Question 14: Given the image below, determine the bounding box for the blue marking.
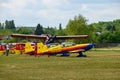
[84,43,95,51]
[50,51,70,56]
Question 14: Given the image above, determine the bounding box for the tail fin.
[37,42,48,54]
[25,42,34,54]
[0,45,5,55]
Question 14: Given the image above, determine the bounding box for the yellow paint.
[25,42,34,53]
[0,51,5,55]
[15,50,23,55]
[37,42,48,54]
[37,43,62,54]
[9,50,15,54]
[76,43,89,46]
[47,45,62,53]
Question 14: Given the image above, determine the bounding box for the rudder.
[25,42,34,54]
[37,42,48,54]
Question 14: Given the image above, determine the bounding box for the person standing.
[5,43,9,56]
[34,43,37,57]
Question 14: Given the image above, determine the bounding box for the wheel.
[77,52,87,57]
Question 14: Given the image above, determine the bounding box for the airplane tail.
[25,42,34,54]
[0,45,5,55]
[37,42,48,54]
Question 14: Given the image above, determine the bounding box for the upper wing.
[10,34,88,40]
[10,34,46,39]
[55,35,88,39]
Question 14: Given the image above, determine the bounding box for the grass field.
[0,50,120,80]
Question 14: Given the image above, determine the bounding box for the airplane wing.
[55,35,88,39]
[69,49,85,53]
[10,34,46,39]
[10,34,88,39]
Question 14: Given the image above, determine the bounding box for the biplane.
[10,34,94,57]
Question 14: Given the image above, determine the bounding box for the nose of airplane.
[84,43,95,51]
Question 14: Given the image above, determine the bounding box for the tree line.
[0,14,120,43]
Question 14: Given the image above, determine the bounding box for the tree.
[0,23,4,29]
[54,23,66,36]
[11,20,16,29]
[17,27,33,34]
[5,20,9,29]
[44,26,56,34]
[98,32,111,43]
[34,24,44,35]
[113,30,120,43]
[5,20,16,29]
[107,30,120,43]
[113,19,120,30]
[59,23,62,30]
[89,19,120,43]
[55,29,66,36]
[66,14,88,35]
[106,25,116,33]
[65,14,93,43]
[98,30,120,43]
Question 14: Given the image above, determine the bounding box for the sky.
[0,0,120,28]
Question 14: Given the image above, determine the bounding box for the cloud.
[82,3,120,23]
[81,4,88,10]
[41,0,69,8]
[0,0,120,27]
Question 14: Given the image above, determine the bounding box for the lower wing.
[69,49,85,53]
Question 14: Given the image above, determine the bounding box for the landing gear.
[77,52,87,57]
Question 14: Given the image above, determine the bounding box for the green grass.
[0,50,120,80]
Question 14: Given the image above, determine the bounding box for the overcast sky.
[0,0,120,28]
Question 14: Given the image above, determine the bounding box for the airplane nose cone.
[85,43,95,51]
